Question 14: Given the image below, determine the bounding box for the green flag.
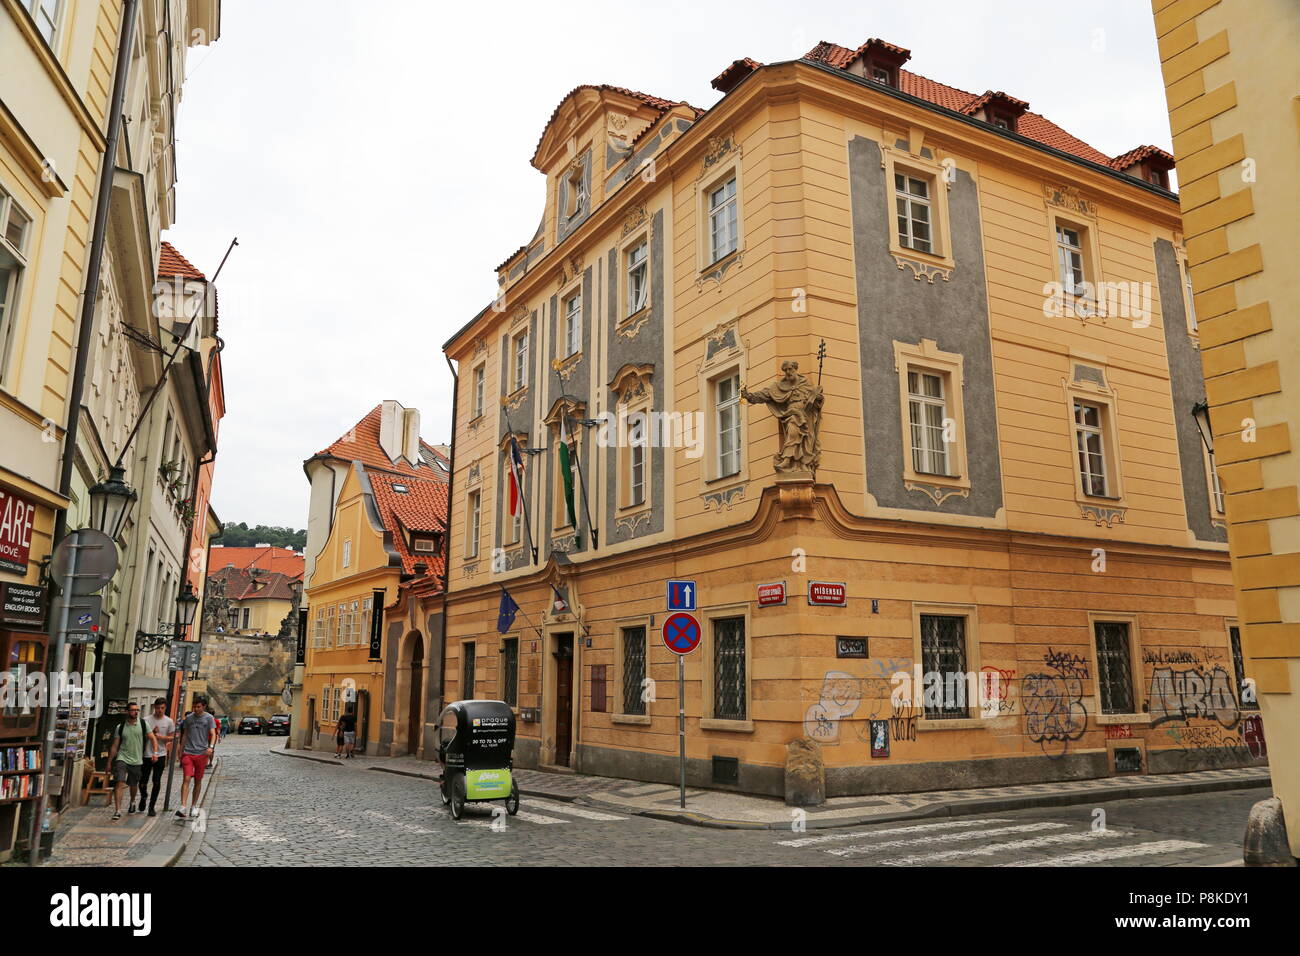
[558,418,578,531]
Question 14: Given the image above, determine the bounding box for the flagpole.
[500,402,538,564]
[552,365,598,550]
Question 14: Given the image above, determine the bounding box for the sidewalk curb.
[269,747,1268,831]
[591,773,1272,830]
[153,752,222,867]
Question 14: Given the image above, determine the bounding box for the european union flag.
[497,588,519,633]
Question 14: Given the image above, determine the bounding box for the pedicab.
[436,699,520,820]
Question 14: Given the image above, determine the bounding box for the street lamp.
[1191,400,1214,454]
[175,580,200,633]
[135,581,201,652]
[87,465,137,540]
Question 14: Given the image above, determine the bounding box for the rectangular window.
[325,605,336,647]
[503,452,522,544]
[342,539,351,569]
[472,365,485,418]
[512,331,529,391]
[466,492,484,557]
[713,617,746,721]
[22,0,60,44]
[1056,224,1086,296]
[229,608,240,632]
[563,293,581,357]
[462,642,476,699]
[564,168,586,218]
[241,607,251,630]
[919,614,967,719]
[1074,401,1109,497]
[626,240,648,315]
[621,626,647,716]
[361,597,373,648]
[708,176,738,263]
[895,173,933,254]
[1209,453,1225,515]
[907,370,949,476]
[715,372,741,479]
[591,664,607,714]
[0,187,32,382]
[1094,622,1135,715]
[1229,626,1258,711]
[312,608,327,648]
[1182,261,1198,333]
[628,412,647,507]
[501,638,519,707]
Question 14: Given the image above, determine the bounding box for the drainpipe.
[52,0,139,545]
[439,354,459,717]
[33,0,139,867]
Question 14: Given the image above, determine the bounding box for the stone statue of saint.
[742,360,824,474]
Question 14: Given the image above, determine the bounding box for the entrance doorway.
[552,633,574,767]
[307,697,316,749]
[408,639,424,756]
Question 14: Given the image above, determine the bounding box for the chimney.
[402,407,422,465]
[378,400,403,462]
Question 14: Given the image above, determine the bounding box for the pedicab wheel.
[438,776,450,805]
[449,775,466,821]
[505,781,520,816]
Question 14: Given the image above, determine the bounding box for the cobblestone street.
[178,736,1256,867]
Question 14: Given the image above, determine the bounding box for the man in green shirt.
[108,702,145,821]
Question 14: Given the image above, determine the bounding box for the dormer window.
[412,536,438,553]
[872,66,892,85]
[992,116,1010,130]
[392,483,408,494]
[564,165,586,219]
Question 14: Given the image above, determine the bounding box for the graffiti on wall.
[979,666,1017,716]
[1148,665,1239,729]
[803,671,863,744]
[1041,647,1089,679]
[1022,673,1087,758]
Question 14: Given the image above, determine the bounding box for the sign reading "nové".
[807,581,847,606]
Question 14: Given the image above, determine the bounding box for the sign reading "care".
[0,488,38,576]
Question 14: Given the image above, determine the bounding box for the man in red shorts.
[176,695,217,820]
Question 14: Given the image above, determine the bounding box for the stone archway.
[393,630,427,757]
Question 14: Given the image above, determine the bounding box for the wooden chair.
[82,758,112,807]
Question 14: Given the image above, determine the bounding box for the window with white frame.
[907,370,949,476]
[1209,453,1225,515]
[1074,401,1109,497]
[626,240,648,315]
[241,607,251,630]
[1182,259,1198,334]
[708,176,738,263]
[627,412,647,507]
[472,364,485,418]
[361,597,373,647]
[512,331,529,391]
[342,538,351,569]
[895,173,933,254]
[466,490,481,557]
[714,372,741,479]
[564,166,586,219]
[0,186,32,382]
[325,605,336,647]
[337,602,355,646]
[312,607,328,648]
[563,293,581,357]
[22,0,60,44]
[1056,224,1086,296]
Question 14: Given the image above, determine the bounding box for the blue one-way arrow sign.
[666,579,696,611]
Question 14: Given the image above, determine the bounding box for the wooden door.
[307,698,316,749]
[408,641,424,756]
[553,634,574,766]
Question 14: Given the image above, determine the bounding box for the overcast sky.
[163,0,1173,530]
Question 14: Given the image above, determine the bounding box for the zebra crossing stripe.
[1009,839,1208,867]
[827,822,1068,857]
[511,810,568,825]
[880,828,1122,865]
[777,818,1012,848]
[526,798,626,821]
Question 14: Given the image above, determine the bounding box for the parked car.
[266,714,291,736]
[239,716,266,734]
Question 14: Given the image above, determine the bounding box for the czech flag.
[507,435,525,517]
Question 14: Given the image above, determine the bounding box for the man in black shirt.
[336,705,357,759]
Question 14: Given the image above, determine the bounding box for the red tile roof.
[209,545,304,580]
[207,565,301,603]
[315,405,446,480]
[1111,144,1176,171]
[801,41,1155,171]
[158,241,206,280]
[368,471,448,579]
